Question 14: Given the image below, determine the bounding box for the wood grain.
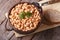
[0,0,8,9]
[10,35,18,40]
[0,0,22,40]
[52,27,60,40]
[0,0,60,40]
[0,0,21,25]
[22,35,34,40]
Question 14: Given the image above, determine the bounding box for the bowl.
[8,2,42,34]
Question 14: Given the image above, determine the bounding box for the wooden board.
[0,0,60,40]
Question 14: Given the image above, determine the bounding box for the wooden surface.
[0,0,60,40]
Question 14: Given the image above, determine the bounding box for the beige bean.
[30,23,33,27]
[17,25,20,28]
[31,5,34,7]
[23,3,27,6]
[25,9,29,12]
[25,22,30,27]
[16,4,22,8]
[30,8,34,13]
[20,26,23,29]
[26,27,30,30]
[18,28,21,30]
[14,24,18,28]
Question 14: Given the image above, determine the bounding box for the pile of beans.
[9,3,41,31]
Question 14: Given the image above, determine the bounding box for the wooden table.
[0,0,60,40]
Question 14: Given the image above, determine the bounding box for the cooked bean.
[9,3,41,31]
